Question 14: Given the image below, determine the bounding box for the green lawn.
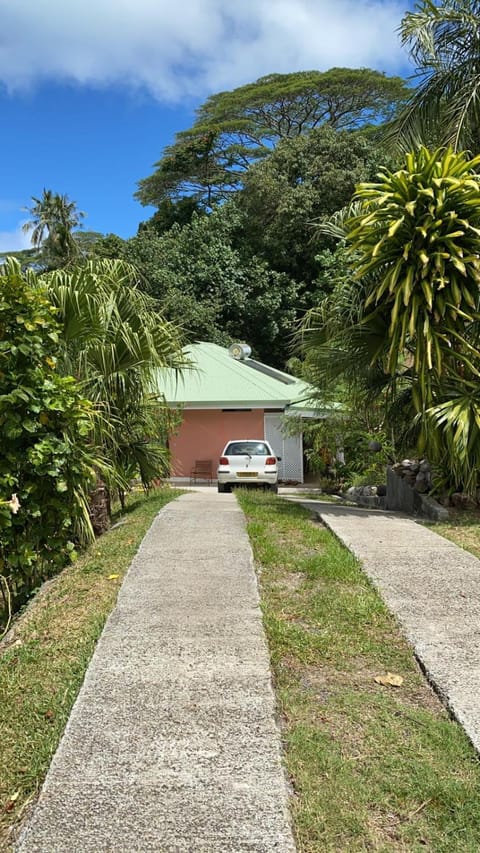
[236,488,480,853]
[433,507,480,561]
[0,487,182,850]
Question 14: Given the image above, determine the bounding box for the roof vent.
[228,342,252,360]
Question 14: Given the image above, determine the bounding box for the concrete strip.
[17,492,296,853]
[295,500,480,754]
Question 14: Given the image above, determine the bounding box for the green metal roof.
[155,342,319,410]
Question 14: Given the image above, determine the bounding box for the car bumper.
[217,470,278,486]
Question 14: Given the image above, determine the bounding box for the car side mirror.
[277,456,282,461]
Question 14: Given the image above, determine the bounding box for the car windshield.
[225,441,270,456]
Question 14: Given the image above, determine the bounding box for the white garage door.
[264,414,303,483]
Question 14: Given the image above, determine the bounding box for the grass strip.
[0,486,182,849]
[433,508,480,561]
[237,489,480,853]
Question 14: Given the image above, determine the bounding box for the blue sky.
[0,0,413,251]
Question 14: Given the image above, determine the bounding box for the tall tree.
[235,125,392,288]
[96,210,299,367]
[395,0,480,151]
[23,190,86,268]
[136,69,409,209]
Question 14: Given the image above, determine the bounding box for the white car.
[217,439,279,493]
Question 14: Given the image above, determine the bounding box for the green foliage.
[395,0,480,152]
[141,197,204,235]
[116,210,299,367]
[136,69,409,209]
[348,146,480,401]
[22,189,86,270]
[128,128,392,366]
[285,400,392,488]
[236,126,387,288]
[40,259,186,491]
[90,232,127,260]
[0,247,44,271]
[304,146,480,495]
[0,259,96,606]
[420,379,480,495]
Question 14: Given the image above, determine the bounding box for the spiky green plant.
[302,146,480,494]
[347,146,480,406]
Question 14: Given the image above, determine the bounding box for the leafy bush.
[0,259,96,610]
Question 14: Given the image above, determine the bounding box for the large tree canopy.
[136,68,409,209]
[94,209,298,367]
[234,125,391,288]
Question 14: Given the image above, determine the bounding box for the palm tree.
[395,0,480,152]
[36,258,187,512]
[23,190,85,267]
[22,189,57,248]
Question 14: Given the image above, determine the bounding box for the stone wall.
[386,465,448,521]
[344,485,386,509]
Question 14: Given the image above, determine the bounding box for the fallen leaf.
[44,709,55,721]
[107,573,119,580]
[4,791,20,812]
[374,672,404,687]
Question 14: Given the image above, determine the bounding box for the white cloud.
[0,224,31,253]
[0,0,410,101]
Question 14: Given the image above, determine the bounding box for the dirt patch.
[275,572,305,592]
[281,654,444,717]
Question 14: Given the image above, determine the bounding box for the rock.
[414,473,429,493]
[451,492,477,509]
[377,484,387,497]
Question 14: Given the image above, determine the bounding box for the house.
[158,342,325,483]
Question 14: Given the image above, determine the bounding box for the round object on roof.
[229,343,252,360]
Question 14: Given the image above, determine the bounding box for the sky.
[0,0,414,251]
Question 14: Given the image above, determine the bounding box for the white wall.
[264,414,303,483]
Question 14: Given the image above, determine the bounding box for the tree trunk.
[88,476,111,536]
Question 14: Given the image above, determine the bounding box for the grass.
[433,507,480,560]
[0,486,182,850]
[236,488,480,853]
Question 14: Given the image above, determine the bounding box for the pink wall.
[169,409,265,477]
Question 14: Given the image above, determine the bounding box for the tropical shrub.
[39,259,186,503]
[303,146,480,495]
[0,259,96,610]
